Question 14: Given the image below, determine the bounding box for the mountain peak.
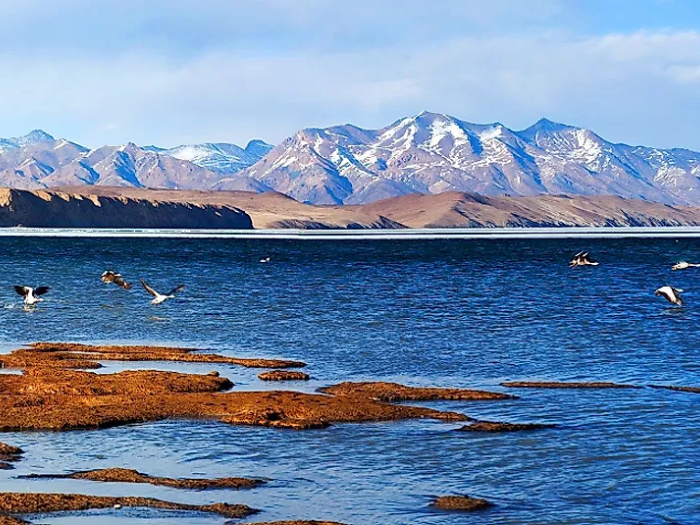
[1,129,55,148]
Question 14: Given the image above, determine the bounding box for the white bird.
[140,279,185,305]
[259,257,271,263]
[655,286,684,306]
[672,262,700,271]
[14,285,50,306]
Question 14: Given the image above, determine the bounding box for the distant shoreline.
[2,227,700,239]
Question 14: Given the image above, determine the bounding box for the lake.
[0,236,698,524]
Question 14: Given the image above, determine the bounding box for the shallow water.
[1,237,699,524]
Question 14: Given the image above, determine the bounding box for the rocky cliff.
[0,188,253,229]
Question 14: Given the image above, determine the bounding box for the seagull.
[672,262,700,271]
[140,279,185,305]
[259,257,271,263]
[101,270,132,290]
[569,252,599,267]
[14,286,50,306]
[655,286,684,306]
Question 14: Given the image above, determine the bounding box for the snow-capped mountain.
[2,117,700,206]
[237,112,700,204]
[0,132,272,191]
[157,140,273,173]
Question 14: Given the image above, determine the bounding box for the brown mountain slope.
[4,187,700,229]
[0,188,252,229]
[359,192,700,228]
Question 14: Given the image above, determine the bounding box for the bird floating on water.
[259,257,271,263]
[140,279,185,305]
[672,262,700,271]
[14,285,50,306]
[569,251,599,268]
[655,286,684,306]
[101,270,132,290]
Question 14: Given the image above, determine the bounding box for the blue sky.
[1,0,699,150]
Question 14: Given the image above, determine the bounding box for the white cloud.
[0,5,699,151]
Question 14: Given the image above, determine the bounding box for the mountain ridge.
[2,113,700,205]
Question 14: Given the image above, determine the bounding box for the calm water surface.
[0,237,699,524]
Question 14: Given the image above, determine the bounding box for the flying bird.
[655,286,684,306]
[672,262,700,271]
[569,252,599,268]
[14,285,50,306]
[101,270,132,290]
[140,279,185,305]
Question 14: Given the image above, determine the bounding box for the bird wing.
[13,286,30,297]
[140,279,159,297]
[114,275,132,290]
[34,286,50,296]
[166,284,185,296]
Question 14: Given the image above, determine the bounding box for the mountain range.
[1,112,700,205]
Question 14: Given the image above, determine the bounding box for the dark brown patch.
[650,385,700,394]
[258,371,310,381]
[318,382,516,402]
[432,495,492,512]
[20,468,264,490]
[501,381,639,389]
[457,421,556,432]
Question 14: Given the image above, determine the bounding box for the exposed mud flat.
[318,381,516,401]
[457,421,557,432]
[0,368,468,431]
[21,468,265,490]
[501,381,640,389]
[258,371,311,381]
[431,495,492,512]
[0,342,306,370]
[0,493,256,523]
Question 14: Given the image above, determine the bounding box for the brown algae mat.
[501,381,640,389]
[259,371,310,381]
[457,421,556,432]
[0,369,469,431]
[0,443,23,470]
[0,493,256,521]
[318,381,516,401]
[0,342,306,370]
[21,468,264,490]
[431,495,492,511]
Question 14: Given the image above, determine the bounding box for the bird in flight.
[672,262,700,271]
[101,270,132,290]
[655,286,684,306]
[569,251,599,268]
[140,279,185,305]
[14,285,50,306]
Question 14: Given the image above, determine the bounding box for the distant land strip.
[4,186,700,232]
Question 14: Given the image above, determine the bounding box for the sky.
[1,0,700,150]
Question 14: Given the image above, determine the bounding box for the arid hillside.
[3,186,700,229]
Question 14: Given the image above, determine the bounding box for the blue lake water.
[0,236,699,524]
